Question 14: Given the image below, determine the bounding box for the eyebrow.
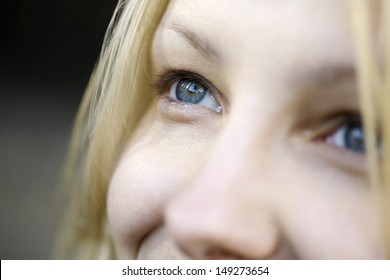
[168,24,219,61]
[308,66,355,87]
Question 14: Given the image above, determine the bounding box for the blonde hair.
[55,0,390,259]
[350,0,390,258]
[55,0,169,259]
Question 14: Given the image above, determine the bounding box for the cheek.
[107,126,209,258]
[107,147,182,258]
[278,159,384,259]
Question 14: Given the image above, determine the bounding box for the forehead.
[163,0,351,32]
[155,0,355,86]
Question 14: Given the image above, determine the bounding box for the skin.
[107,0,385,259]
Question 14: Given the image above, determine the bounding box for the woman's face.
[107,0,385,259]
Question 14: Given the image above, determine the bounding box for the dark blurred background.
[0,0,117,259]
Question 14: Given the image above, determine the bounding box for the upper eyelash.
[152,69,213,94]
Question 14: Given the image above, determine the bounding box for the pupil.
[188,83,197,94]
[345,125,365,153]
[176,79,207,104]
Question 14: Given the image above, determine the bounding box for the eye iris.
[176,79,207,104]
[345,124,365,152]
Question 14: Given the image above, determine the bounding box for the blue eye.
[169,79,222,113]
[327,121,365,153]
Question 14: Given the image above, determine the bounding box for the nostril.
[204,247,243,260]
[174,238,245,260]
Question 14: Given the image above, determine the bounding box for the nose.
[165,124,288,259]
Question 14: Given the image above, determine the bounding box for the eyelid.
[300,113,360,142]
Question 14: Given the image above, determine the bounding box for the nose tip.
[165,192,282,260]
